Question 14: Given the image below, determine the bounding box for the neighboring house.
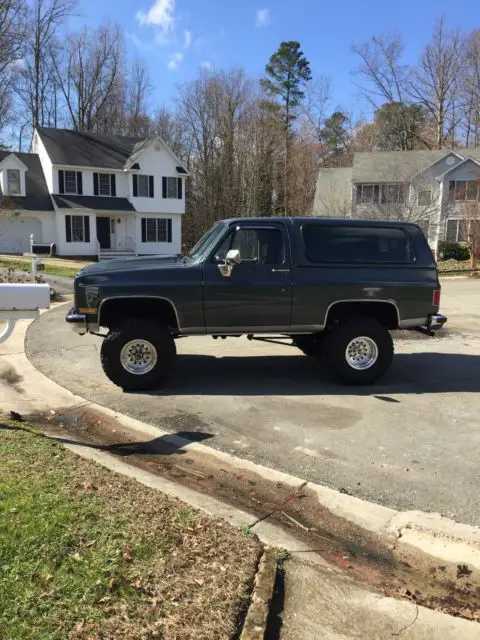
[313,149,480,252]
[0,127,188,258]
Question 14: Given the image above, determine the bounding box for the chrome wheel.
[345,336,378,370]
[120,339,158,375]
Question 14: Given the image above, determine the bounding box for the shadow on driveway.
[136,352,480,397]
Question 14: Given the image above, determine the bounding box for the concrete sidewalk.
[1,315,479,639]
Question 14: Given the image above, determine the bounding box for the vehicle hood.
[79,254,189,276]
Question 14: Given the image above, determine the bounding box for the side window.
[213,228,286,265]
[302,224,413,264]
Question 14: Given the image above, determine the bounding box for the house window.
[133,174,154,198]
[64,171,78,194]
[141,218,172,243]
[6,169,20,194]
[162,176,183,199]
[380,184,405,204]
[65,215,90,243]
[93,172,116,197]
[357,184,380,204]
[446,219,468,243]
[449,180,479,201]
[417,189,432,206]
[58,170,82,195]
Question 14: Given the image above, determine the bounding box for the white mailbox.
[0,283,50,344]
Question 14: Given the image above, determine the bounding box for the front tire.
[100,319,176,391]
[324,318,393,385]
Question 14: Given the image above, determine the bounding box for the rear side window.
[302,224,413,264]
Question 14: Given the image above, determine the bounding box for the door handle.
[271,268,290,273]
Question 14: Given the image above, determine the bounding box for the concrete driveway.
[26,279,480,525]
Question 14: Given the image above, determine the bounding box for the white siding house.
[0,127,188,258]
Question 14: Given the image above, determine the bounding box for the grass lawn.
[437,260,480,273]
[0,416,260,639]
[0,256,90,278]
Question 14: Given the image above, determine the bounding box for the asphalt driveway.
[25,279,480,525]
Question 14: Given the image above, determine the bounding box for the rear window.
[301,224,414,264]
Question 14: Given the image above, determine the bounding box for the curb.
[7,308,480,570]
[240,548,277,640]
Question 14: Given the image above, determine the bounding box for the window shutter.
[77,172,83,195]
[141,218,146,243]
[84,216,90,243]
[167,219,172,243]
[65,215,71,242]
[111,174,116,197]
[177,178,182,199]
[93,173,99,196]
[58,170,65,194]
[162,177,167,198]
[149,175,154,198]
[133,174,138,197]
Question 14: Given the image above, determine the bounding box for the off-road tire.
[100,318,176,391]
[324,317,394,385]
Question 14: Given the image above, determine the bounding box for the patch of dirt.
[30,404,480,624]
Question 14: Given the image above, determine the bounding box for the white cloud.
[183,29,192,50]
[137,0,175,35]
[255,8,270,28]
[167,51,184,70]
[201,61,212,69]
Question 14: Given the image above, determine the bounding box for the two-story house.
[0,127,188,258]
[313,149,480,253]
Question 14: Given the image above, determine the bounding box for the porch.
[95,213,136,260]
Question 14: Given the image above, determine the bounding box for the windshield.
[186,222,226,261]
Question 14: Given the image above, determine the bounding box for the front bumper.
[66,307,87,335]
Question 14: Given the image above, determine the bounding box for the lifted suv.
[67,217,446,390]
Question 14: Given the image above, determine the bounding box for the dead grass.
[0,415,261,639]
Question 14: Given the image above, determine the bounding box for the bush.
[437,241,470,262]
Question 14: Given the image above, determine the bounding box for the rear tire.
[324,317,393,385]
[100,318,176,391]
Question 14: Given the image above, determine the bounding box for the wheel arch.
[98,296,180,331]
[325,299,400,330]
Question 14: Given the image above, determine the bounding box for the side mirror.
[226,249,241,265]
[218,249,241,277]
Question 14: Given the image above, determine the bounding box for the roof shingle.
[0,151,53,211]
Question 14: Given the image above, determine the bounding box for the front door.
[203,223,292,331]
[96,217,111,250]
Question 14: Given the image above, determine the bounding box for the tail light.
[433,289,441,307]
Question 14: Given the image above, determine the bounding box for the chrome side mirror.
[218,249,241,277]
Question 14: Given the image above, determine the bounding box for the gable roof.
[0,151,53,211]
[36,127,189,173]
[439,155,480,178]
[36,127,141,169]
[352,149,480,183]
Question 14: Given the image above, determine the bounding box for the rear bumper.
[66,307,87,335]
[427,313,447,332]
[415,313,447,336]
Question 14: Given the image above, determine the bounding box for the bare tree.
[16,0,75,136]
[352,33,408,106]
[124,58,152,137]
[53,23,124,132]
[408,18,463,148]
[0,0,26,132]
[462,31,480,148]
[301,75,331,145]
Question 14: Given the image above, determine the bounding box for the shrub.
[437,241,470,261]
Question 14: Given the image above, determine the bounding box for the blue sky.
[71,0,477,118]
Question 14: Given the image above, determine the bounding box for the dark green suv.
[67,217,446,390]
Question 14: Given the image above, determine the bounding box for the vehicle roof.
[223,217,420,228]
